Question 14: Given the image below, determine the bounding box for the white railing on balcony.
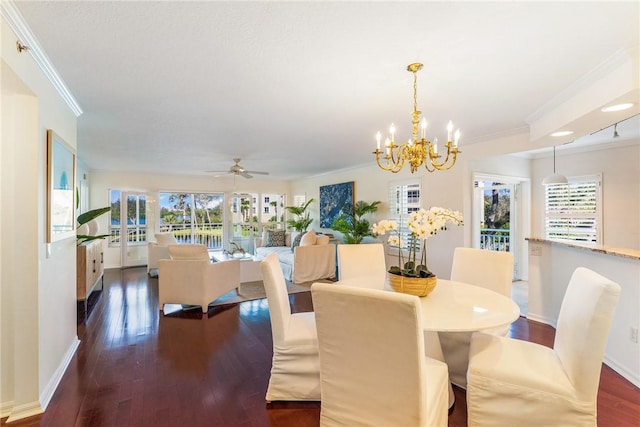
[480,228,510,251]
[110,223,224,249]
[109,225,147,245]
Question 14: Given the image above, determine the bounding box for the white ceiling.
[12,1,640,180]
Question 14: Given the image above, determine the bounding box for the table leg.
[424,330,455,411]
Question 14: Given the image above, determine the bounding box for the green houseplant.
[330,200,381,244]
[285,198,315,232]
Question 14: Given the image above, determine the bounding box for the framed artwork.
[47,129,76,242]
[319,181,354,228]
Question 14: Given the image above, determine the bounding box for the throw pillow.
[266,229,286,247]
[291,231,305,252]
[291,231,305,248]
[300,230,317,246]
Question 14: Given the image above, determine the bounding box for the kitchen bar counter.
[525,237,640,261]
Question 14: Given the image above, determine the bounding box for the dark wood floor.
[3,267,639,426]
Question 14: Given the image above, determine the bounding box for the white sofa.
[254,230,336,284]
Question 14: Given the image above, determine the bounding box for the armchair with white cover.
[147,232,178,275]
[158,244,240,314]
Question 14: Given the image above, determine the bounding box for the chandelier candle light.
[374,63,461,173]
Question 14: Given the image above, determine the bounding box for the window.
[388,180,421,251]
[158,192,224,248]
[544,174,601,244]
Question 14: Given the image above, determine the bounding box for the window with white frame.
[388,180,421,251]
[544,174,602,244]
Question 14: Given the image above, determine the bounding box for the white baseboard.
[3,337,80,422]
[40,337,80,410]
[0,400,14,419]
[524,312,556,327]
[603,354,640,388]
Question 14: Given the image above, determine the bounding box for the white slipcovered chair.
[438,247,514,388]
[337,243,387,289]
[467,267,621,426]
[311,282,449,427]
[147,232,178,275]
[158,244,240,314]
[260,253,320,401]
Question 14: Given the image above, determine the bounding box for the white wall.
[531,142,640,250]
[1,17,79,422]
[88,171,292,268]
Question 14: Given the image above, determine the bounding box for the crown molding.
[1,0,83,117]
[525,46,637,125]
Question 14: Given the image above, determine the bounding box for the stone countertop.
[525,237,640,261]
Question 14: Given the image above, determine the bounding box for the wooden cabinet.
[77,240,104,306]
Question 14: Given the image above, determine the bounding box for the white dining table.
[335,277,521,409]
[416,278,520,332]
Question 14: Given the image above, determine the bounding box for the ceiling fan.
[207,158,269,179]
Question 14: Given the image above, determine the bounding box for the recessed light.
[601,103,633,112]
[551,130,574,137]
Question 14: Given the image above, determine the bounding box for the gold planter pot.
[386,272,437,297]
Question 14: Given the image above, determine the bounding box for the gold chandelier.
[373,63,461,173]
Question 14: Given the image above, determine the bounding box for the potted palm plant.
[285,198,314,232]
[330,200,381,244]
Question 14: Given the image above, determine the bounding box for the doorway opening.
[472,173,530,314]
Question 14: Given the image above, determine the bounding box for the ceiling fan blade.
[244,170,269,175]
[240,172,253,179]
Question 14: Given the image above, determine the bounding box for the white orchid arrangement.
[372,207,463,278]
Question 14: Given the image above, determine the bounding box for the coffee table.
[210,251,262,285]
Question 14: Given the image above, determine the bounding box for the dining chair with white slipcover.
[337,243,387,289]
[438,247,514,388]
[311,282,449,427]
[466,267,620,426]
[260,253,321,402]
